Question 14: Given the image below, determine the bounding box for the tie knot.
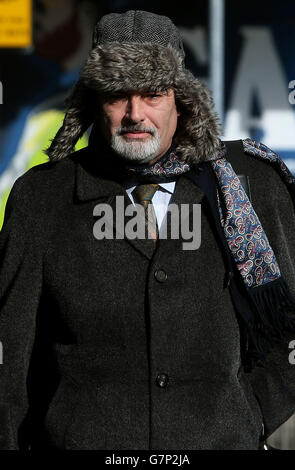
[132,184,160,206]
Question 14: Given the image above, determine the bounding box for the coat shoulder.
[222,139,295,224]
[223,138,294,187]
[10,148,88,199]
[5,148,89,219]
[16,147,88,186]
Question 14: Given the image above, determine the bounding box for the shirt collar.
[125,181,176,197]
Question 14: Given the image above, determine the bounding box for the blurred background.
[0,0,295,449]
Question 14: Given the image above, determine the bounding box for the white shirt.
[125,182,176,231]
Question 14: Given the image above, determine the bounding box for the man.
[1,10,295,450]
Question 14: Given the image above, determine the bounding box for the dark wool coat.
[0,140,295,450]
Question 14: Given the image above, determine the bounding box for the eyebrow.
[99,89,170,103]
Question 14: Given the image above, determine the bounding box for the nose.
[125,95,145,122]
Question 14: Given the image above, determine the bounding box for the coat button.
[156,373,169,388]
[154,269,167,282]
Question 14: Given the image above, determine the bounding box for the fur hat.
[46,10,222,163]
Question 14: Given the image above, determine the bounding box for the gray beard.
[110,127,161,164]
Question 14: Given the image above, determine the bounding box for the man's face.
[98,88,180,165]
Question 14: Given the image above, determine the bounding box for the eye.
[145,93,164,101]
[103,93,128,104]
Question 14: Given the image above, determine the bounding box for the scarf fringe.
[246,278,295,360]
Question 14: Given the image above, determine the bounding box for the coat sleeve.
[0,176,43,449]
[245,162,295,441]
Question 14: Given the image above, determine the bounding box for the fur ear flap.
[173,69,222,164]
[45,82,94,161]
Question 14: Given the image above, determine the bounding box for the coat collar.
[74,147,126,202]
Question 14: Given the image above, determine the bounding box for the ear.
[177,110,181,117]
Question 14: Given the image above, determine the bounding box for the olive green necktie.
[132,183,159,242]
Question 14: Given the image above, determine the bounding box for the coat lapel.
[156,171,205,255]
[75,152,158,260]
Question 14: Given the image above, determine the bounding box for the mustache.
[116,125,156,136]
